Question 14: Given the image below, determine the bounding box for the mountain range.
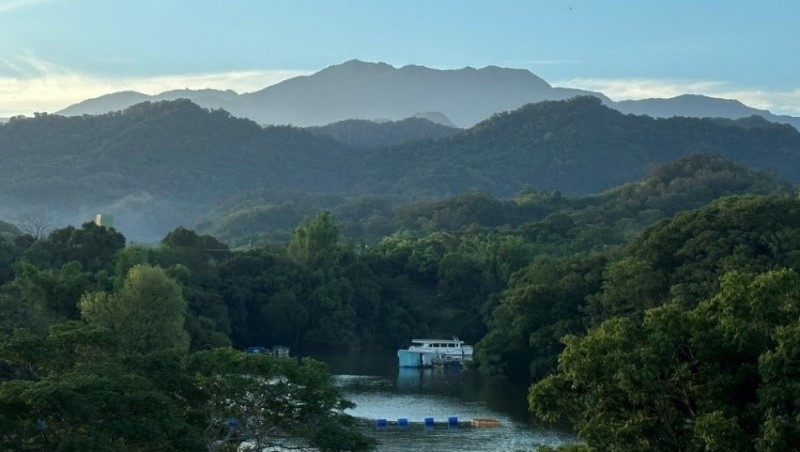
[56,59,800,130]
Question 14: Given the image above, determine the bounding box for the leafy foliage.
[0,290,371,451]
[80,264,190,353]
[529,270,800,451]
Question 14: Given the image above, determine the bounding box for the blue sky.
[1,0,798,117]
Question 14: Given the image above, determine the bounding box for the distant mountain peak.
[325,59,395,73]
[412,111,457,127]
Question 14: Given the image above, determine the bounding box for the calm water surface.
[311,349,574,452]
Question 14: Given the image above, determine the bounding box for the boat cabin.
[408,338,468,351]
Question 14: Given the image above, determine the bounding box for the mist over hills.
[198,154,794,246]
[56,60,800,130]
[4,97,800,241]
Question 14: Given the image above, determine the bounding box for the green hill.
[0,100,355,240]
[353,96,800,197]
[2,97,799,241]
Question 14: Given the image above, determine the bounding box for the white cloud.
[717,88,800,117]
[0,55,310,117]
[555,77,728,100]
[555,77,800,116]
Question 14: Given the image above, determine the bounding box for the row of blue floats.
[376,416,461,428]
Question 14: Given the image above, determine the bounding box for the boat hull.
[397,350,471,368]
[398,350,429,367]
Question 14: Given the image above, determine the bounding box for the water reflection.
[396,366,465,395]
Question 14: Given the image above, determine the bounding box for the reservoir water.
[313,350,574,452]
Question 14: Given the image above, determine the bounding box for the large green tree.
[288,212,340,265]
[80,264,190,353]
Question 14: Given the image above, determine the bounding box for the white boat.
[397,337,473,368]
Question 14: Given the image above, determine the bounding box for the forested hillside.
[2,97,799,241]
[199,155,793,247]
[353,97,800,197]
[0,100,356,239]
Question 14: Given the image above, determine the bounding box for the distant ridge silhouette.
[56,60,799,130]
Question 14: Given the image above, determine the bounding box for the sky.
[1,0,799,117]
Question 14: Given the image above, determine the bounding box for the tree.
[14,212,51,240]
[288,212,340,265]
[13,260,93,320]
[80,264,189,353]
[158,227,232,350]
[190,348,374,452]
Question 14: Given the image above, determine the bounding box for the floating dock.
[371,416,501,429]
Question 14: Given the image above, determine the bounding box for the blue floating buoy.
[424,416,435,427]
[398,417,409,428]
[448,416,458,427]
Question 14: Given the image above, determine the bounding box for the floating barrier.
[369,416,500,428]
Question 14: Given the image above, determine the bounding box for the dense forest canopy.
[0,145,800,450]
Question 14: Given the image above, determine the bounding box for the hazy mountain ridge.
[305,117,460,147]
[57,88,240,117]
[411,111,456,127]
[56,60,800,130]
[615,94,800,130]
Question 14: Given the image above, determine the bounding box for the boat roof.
[411,338,466,344]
